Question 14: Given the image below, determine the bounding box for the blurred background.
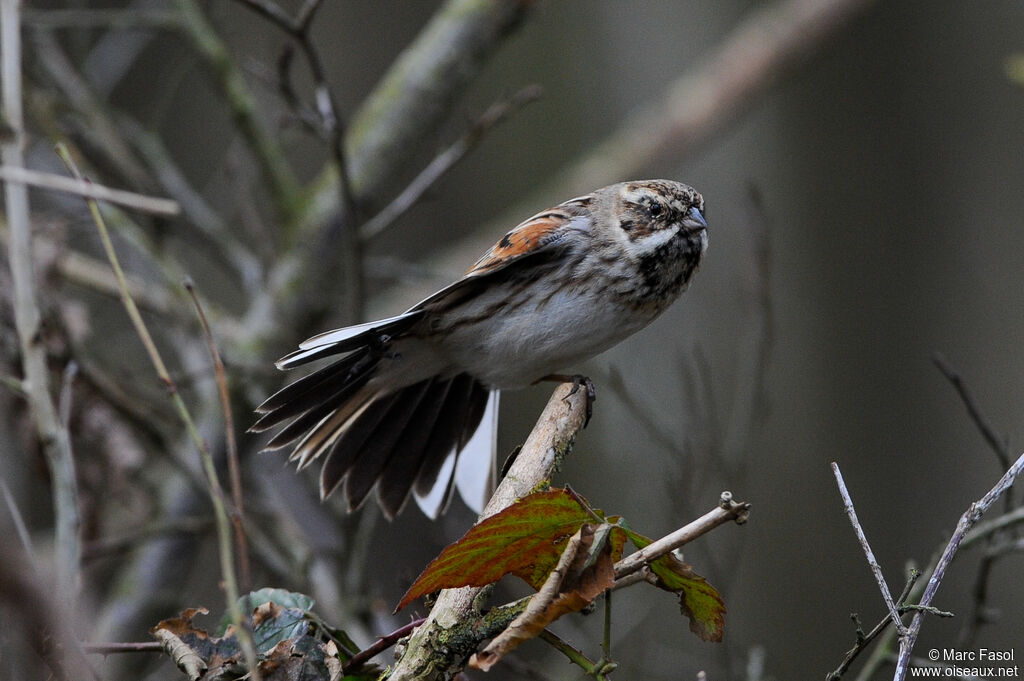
[2,1,1024,679]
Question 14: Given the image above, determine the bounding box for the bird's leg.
[536,374,596,426]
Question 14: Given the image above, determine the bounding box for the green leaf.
[247,587,316,612]
[219,588,315,635]
[250,601,311,651]
[397,488,625,611]
[622,528,726,642]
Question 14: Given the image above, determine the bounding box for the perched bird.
[252,179,708,518]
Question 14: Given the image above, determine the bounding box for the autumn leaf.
[396,488,625,611]
[471,522,617,671]
[622,528,726,642]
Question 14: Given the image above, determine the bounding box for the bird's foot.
[537,374,596,427]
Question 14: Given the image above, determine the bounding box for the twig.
[57,360,77,428]
[538,629,611,680]
[233,0,362,320]
[1,477,35,556]
[81,641,164,654]
[173,0,298,219]
[893,450,1024,680]
[343,0,532,201]
[831,463,905,635]
[81,516,212,561]
[388,382,589,681]
[55,144,261,681]
[932,337,1016,671]
[1,0,81,601]
[932,353,1010,470]
[21,7,179,29]
[342,617,425,673]
[359,85,543,241]
[184,278,251,591]
[963,504,1024,546]
[851,500,1024,681]
[0,165,180,215]
[826,571,920,680]
[613,491,750,582]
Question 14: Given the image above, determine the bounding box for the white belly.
[437,285,656,389]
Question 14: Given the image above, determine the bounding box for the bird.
[251,179,708,519]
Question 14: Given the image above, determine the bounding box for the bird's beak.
[683,206,707,233]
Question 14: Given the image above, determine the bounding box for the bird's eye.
[647,202,664,218]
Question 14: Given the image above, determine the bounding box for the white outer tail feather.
[413,389,499,518]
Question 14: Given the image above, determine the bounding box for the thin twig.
[893,450,1024,680]
[0,165,180,215]
[613,491,750,582]
[57,360,77,428]
[831,462,905,635]
[342,617,425,673]
[359,85,543,241]
[184,278,251,591]
[538,629,609,680]
[233,0,361,321]
[81,641,164,654]
[1,477,35,556]
[55,144,261,681]
[174,0,298,219]
[826,571,920,680]
[932,353,1010,470]
[852,500,1024,681]
[21,7,179,29]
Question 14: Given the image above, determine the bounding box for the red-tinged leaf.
[472,523,617,671]
[622,529,726,642]
[397,488,624,612]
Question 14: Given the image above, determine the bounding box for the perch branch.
[387,381,589,681]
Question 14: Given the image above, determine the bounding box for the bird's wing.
[406,208,586,315]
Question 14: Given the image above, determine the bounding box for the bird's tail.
[252,319,497,518]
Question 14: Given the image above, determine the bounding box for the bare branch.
[932,353,1011,470]
[0,164,180,215]
[831,462,905,635]
[893,450,1024,680]
[613,491,750,582]
[344,0,532,201]
[174,0,299,219]
[185,278,251,591]
[359,85,543,241]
